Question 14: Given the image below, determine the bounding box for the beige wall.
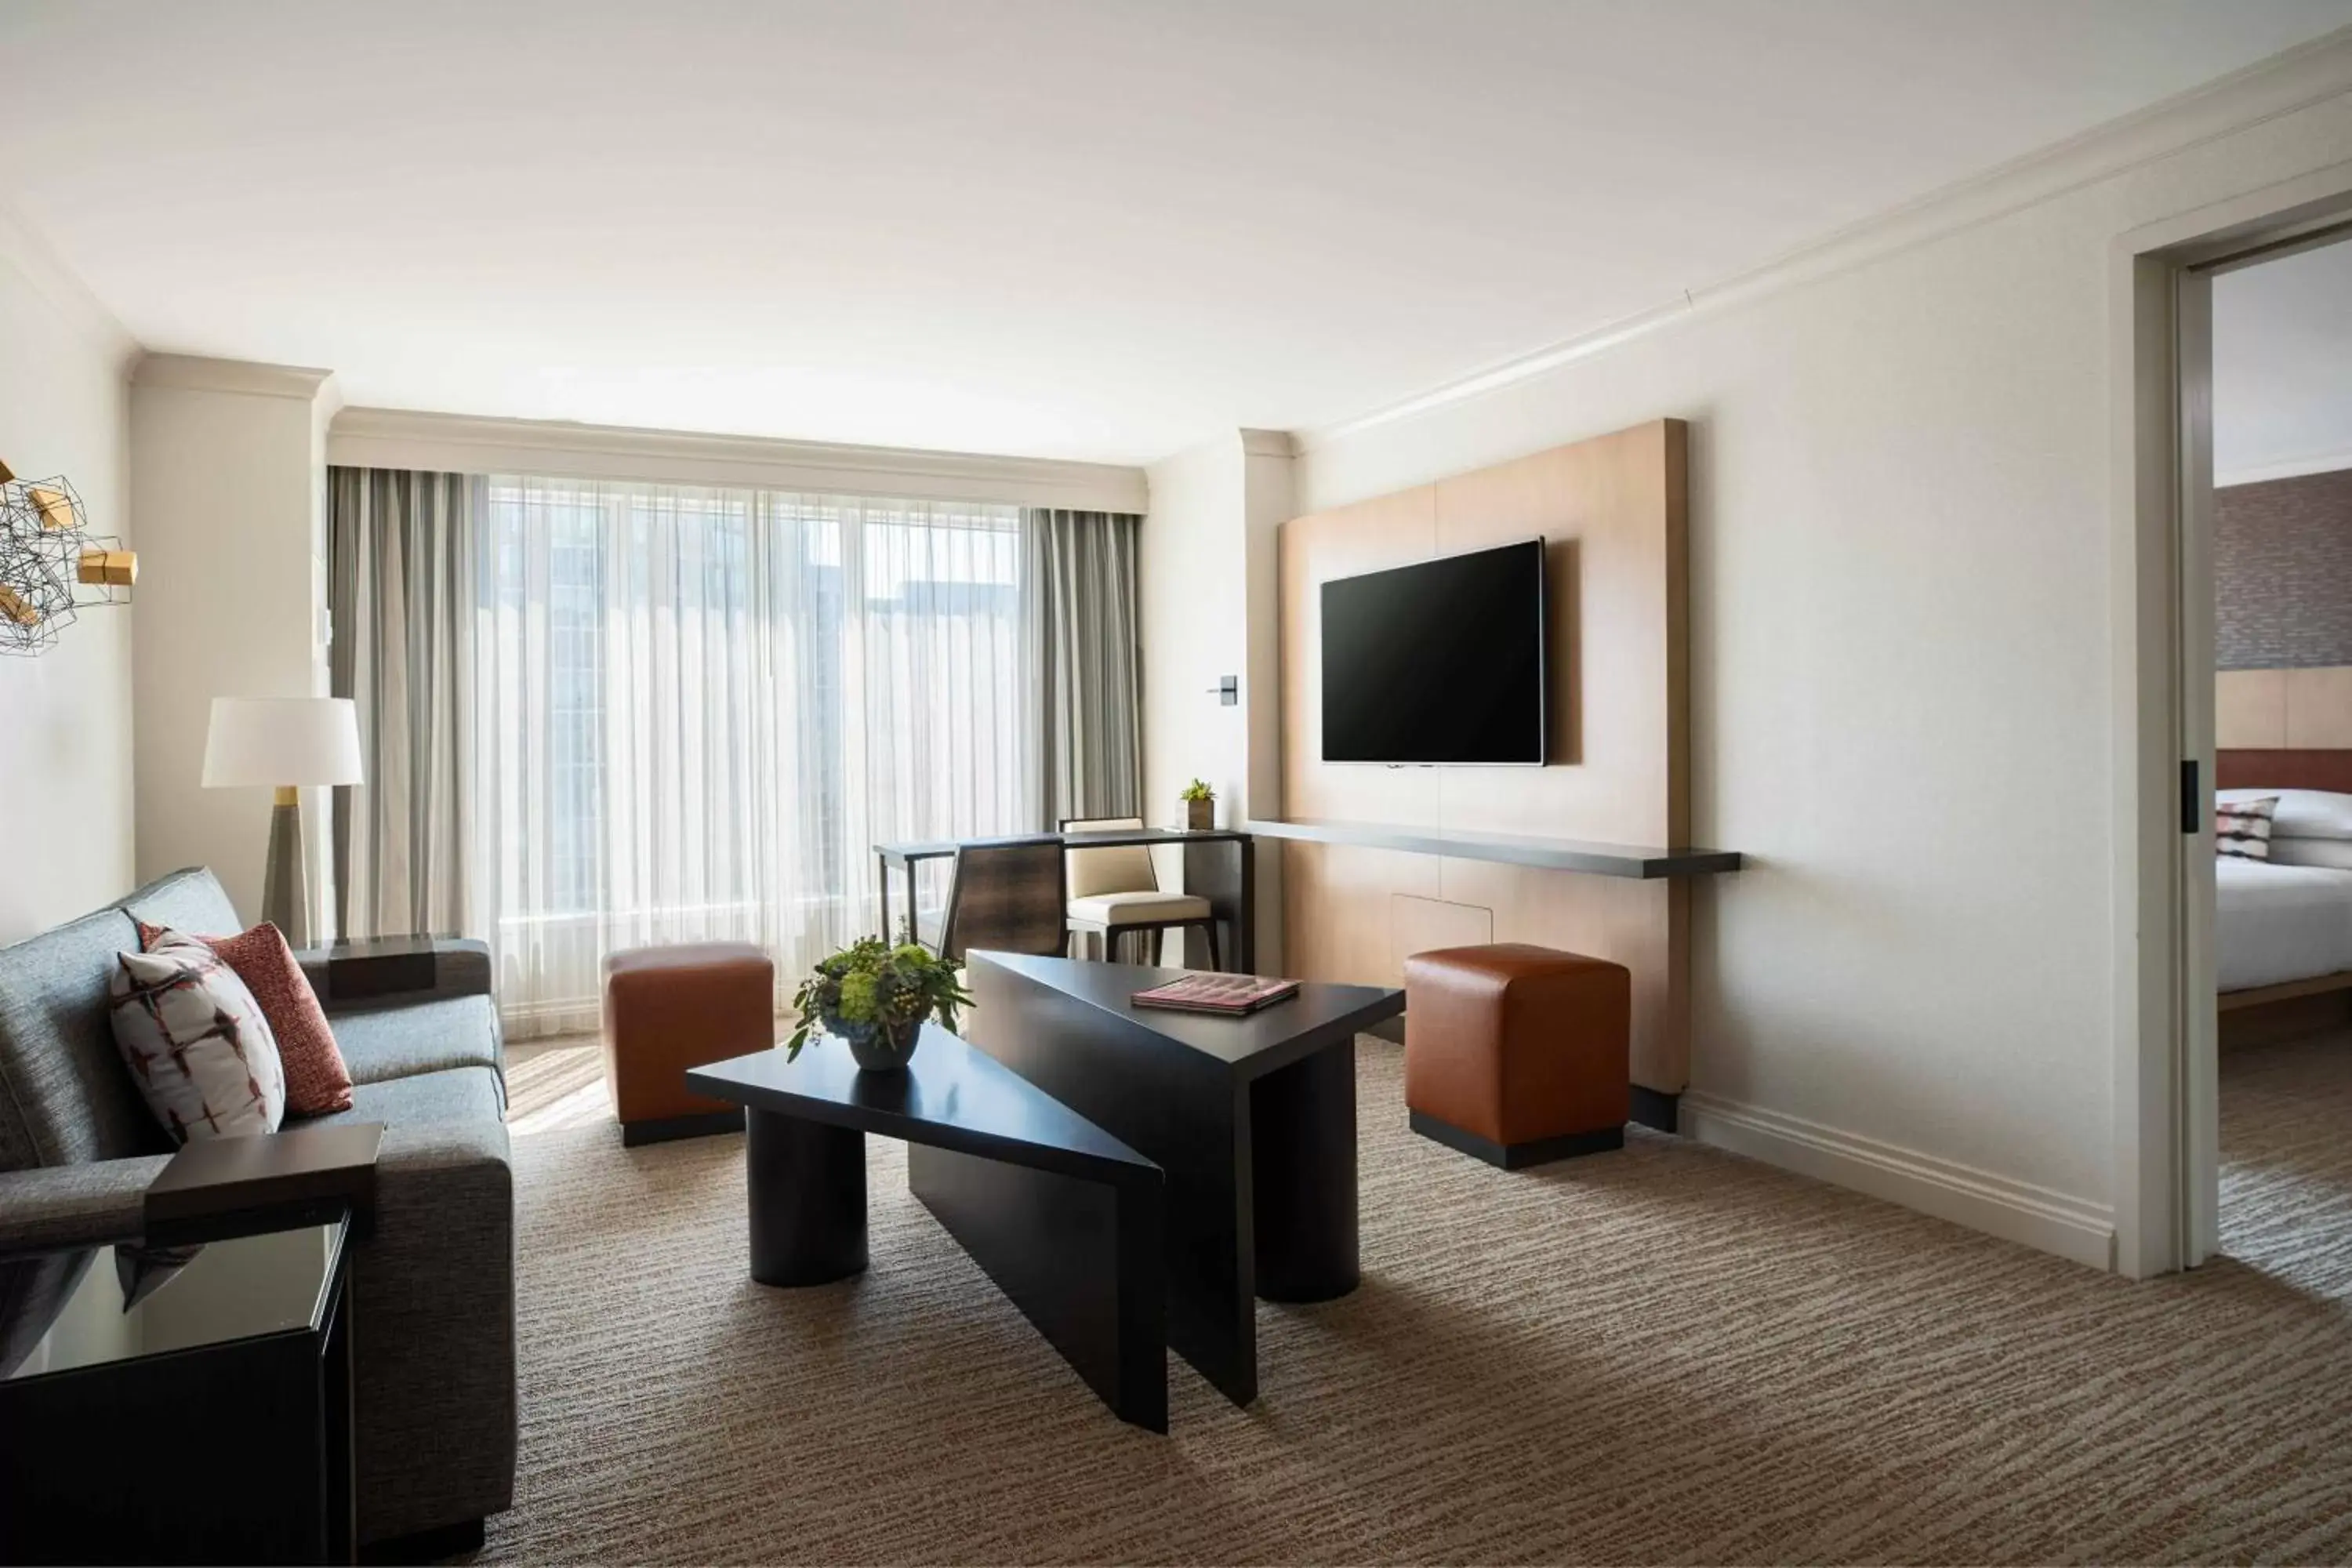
[130,356,337,925]
[1140,430,1292,967]
[1139,59,2352,1267]
[2217,666,2352,748]
[0,215,137,942]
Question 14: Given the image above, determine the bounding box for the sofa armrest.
[294,935,492,1013]
[354,1116,517,1537]
[0,1156,172,1258]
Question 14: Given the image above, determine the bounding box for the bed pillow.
[2216,788,2352,840]
[2215,797,2278,861]
[138,919,353,1116]
[108,928,287,1142]
[2267,836,2352,871]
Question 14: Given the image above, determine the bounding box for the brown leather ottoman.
[604,942,775,1145]
[1403,943,1631,1169]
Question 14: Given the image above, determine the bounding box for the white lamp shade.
[201,697,365,788]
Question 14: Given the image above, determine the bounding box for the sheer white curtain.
[473,477,1031,1036]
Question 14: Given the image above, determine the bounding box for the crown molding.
[1301,27,2352,452]
[327,406,1151,514]
[0,197,138,371]
[2217,449,2352,487]
[132,354,336,401]
[1240,429,1298,459]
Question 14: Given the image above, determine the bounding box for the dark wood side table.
[0,1216,355,1565]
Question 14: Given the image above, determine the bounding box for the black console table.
[688,1029,1168,1432]
[0,1217,354,1564]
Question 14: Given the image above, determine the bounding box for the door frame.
[2111,160,2352,1279]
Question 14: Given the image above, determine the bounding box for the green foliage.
[1178,778,1214,802]
[784,928,973,1062]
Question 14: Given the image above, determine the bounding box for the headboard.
[2216,750,2352,793]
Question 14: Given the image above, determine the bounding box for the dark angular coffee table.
[687,1026,1168,1432]
[962,953,1405,1406]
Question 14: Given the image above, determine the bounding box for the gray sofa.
[0,866,515,1555]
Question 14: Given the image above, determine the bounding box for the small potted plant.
[786,935,971,1073]
[1180,778,1215,831]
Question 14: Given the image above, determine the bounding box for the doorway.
[2113,166,2352,1282]
[2204,231,2352,1288]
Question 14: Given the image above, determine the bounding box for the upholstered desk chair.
[1061,815,1221,970]
[935,838,1071,963]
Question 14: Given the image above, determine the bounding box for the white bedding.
[2217,855,2352,992]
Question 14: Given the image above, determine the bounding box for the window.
[474,477,1032,1036]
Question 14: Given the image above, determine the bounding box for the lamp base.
[260,786,310,946]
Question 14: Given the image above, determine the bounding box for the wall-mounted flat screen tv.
[1320,538,1547,765]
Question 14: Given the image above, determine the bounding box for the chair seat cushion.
[1068,891,1212,927]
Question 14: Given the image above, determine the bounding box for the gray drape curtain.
[328,466,479,942]
[1022,508,1145,829]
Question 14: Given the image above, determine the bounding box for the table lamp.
[201,697,365,946]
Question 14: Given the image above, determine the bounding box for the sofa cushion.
[0,906,166,1173]
[115,867,242,940]
[328,996,504,1095]
[108,930,287,1142]
[296,1065,504,1133]
[142,920,354,1116]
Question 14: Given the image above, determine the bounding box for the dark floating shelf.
[1244,818,1744,880]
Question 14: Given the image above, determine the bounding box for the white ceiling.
[3,1,2348,465]
[2215,236,2352,484]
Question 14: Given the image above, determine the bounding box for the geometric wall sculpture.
[0,469,135,656]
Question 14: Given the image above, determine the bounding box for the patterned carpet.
[478,1035,2352,1564]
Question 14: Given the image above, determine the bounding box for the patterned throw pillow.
[139,920,353,1116]
[2216,796,2280,861]
[109,927,286,1142]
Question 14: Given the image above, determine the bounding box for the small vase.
[834,1014,926,1073]
[1185,797,1214,831]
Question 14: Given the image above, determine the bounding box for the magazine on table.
[1130,972,1301,1015]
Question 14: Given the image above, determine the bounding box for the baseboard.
[1679,1091,2116,1272]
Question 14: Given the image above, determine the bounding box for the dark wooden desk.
[964,952,1403,1407]
[687,1028,1168,1432]
[874,826,1258,971]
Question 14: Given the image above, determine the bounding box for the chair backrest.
[939,839,1069,962]
[1060,816,1157,900]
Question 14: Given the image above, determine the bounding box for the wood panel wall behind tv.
[1278,419,1693,1093]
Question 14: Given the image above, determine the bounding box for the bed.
[2217,856,2352,995]
[2216,755,2352,1024]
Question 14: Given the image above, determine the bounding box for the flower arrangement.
[786,934,972,1072]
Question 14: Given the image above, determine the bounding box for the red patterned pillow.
[139,920,354,1116]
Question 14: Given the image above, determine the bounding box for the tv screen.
[1320,538,1547,765]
